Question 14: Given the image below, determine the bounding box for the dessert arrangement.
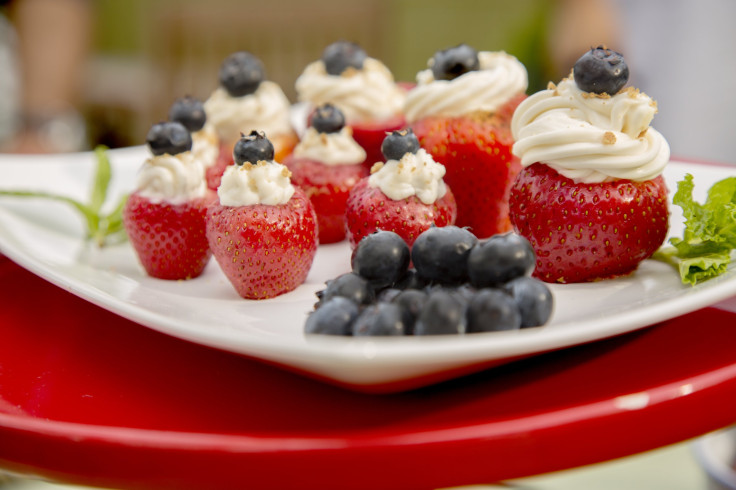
[2,41,735,357]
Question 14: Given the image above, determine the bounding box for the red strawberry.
[350,114,406,172]
[509,163,669,283]
[205,188,318,299]
[283,156,368,244]
[123,191,215,280]
[412,99,523,239]
[344,178,457,249]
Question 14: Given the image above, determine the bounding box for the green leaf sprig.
[654,173,736,285]
[0,146,128,247]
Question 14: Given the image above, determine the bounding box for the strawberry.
[412,103,522,239]
[509,163,669,283]
[284,156,367,244]
[344,178,457,250]
[205,188,318,299]
[123,191,214,280]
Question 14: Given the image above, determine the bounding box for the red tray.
[1,256,736,490]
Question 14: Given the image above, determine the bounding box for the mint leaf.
[655,173,736,284]
[0,146,127,246]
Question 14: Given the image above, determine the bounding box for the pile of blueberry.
[305,227,553,336]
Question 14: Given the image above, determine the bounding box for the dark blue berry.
[352,303,406,336]
[466,289,521,333]
[219,51,265,97]
[168,95,206,132]
[573,46,629,95]
[305,297,359,335]
[322,41,367,75]
[393,269,430,290]
[392,289,428,334]
[467,233,535,288]
[352,230,411,289]
[146,121,192,156]
[412,226,478,284]
[311,103,345,134]
[233,131,274,165]
[381,129,420,161]
[503,276,553,328]
[431,44,480,81]
[316,272,375,307]
[414,290,467,335]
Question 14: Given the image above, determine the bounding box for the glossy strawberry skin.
[123,191,214,280]
[283,155,368,244]
[344,178,457,250]
[205,188,318,299]
[411,96,524,239]
[509,163,669,283]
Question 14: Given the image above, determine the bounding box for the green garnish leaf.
[654,173,736,285]
[0,146,127,247]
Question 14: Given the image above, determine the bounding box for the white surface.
[0,148,735,389]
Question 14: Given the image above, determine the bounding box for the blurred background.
[0,0,734,163]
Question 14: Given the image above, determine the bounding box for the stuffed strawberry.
[283,104,367,244]
[295,40,407,171]
[204,51,298,191]
[123,121,214,280]
[509,46,671,283]
[406,45,528,238]
[206,131,318,299]
[344,129,457,249]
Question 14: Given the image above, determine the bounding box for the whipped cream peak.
[295,57,405,123]
[217,160,295,207]
[203,80,293,144]
[136,151,207,205]
[368,148,447,204]
[511,77,669,183]
[292,126,366,165]
[404,51,528,122]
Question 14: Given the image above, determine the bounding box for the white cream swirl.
[136,152,207,205]
[368,149,447,204]
[203,81,293,144]
[404,51,528,123]
[217,161,295,207]
[292,127,366,165]
[511,78,670,183]
[295,58,405,123]
[191,123,219,168]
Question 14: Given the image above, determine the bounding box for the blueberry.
[376,288,403,303]
[219,51,265,97]
[412,226,479,284]
[352,302,406,336]
[467,233,535,288]
[352,230,411,289]
[430,44,480,81]
[168,95,206,133]
[381,129,420,161]
[233,131,275,165]
[316,272,375,307]
[573,46,629,95]
[503,276,554,328]
[322,40,367,75]
[311,103,345,134]
[392,289,428,334]
[466,289,521,333]
[414,290,467,335]
[393,269,430,290]
[146,121,192,156]
[305,297,359,335]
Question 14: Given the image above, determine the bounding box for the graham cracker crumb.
[370,162,384,174]
[602,131,616,145]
